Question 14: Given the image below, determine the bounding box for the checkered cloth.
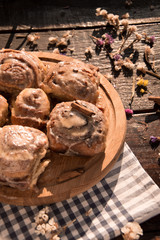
[0,143,160,240]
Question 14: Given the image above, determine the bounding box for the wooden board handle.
[148,96,160,105]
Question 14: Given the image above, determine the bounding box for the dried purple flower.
[96,39,104,47]
[149,136,160,149]
[149,36,155,43]
[114,54,121,61]
[125,108,133,117]
[104,33,114,45]
[150,136,159,143]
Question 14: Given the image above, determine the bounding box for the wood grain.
[0,52,126,206]
[0,25,160,110]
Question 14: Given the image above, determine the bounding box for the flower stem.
[145,69,160,80]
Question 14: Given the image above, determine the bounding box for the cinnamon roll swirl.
[40,60,100,103]
[0,95,8,127]
[0,125,49,190]
[47,100,107,156]
[0,49,46,94]
[11,88,50,129]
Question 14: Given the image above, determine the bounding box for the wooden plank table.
[0,0,160,239]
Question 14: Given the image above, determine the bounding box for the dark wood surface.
[0,0,159,239]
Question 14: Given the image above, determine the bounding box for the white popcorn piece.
[121,222,143,240]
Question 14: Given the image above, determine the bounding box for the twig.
[71,102,94,117]
[130,76,135,106]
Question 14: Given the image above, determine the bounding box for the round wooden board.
[0,52,126,206]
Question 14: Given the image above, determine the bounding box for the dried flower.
[120,19,129,31]
[136,63,146,74]
[137,78,148,87]
[123,58,134,70]
[149,136,160,149]
[125,0,133,7]
[127,26,137,36]
[34,207,59,237]
[104,33,114,45]
[114,59,124,71]
[114,54,121,61]
[107,13,120,29]
[95,8,108,19]
[121,13,130,19]
[125,109,133,117]
[27,33,40,44]
[121,222,143,240]
[135,33,142,41]
[96,39,104,47]
[48,37,58,45]
[95,8,101,16]
[51,234,60,240]
[143,32,155,44]
[100,9,108,19]
[56,38,68,48]
[53,48,60,54]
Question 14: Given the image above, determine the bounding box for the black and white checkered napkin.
[0,143,160,240]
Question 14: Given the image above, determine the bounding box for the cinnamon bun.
[0,125,49,190]
[40,60,100,103]
[47,100,107,156]
[11,88,50,129]
[0,49,46,94]
[0,95,8,127]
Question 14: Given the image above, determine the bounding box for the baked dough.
[0,49,46,94]
[0,125,49,190]
[0,95,8,127]
[40,60,100,103]
[11,88,50,129]
[47,100,107,156]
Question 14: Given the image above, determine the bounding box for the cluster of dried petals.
[123,58,135,70]
[51,234,60,240]
[121,222,143,240]
[95,8,119,28]
[136,63,147,74]
[121,12,130,19]
[125,108,133,117]
[114,59,124,71]
[136,77,148,87]
[135,33,142,41]
[107,13,120,29]
[127,26,137,37]
[27,33,40,45]
[103,33,114,45]
[95,8,108,19]
[34,207,59,237]
[136,76,149,94]
[143,32,155,44]
[125,0,133,7]
[48,37,59,45]
[120,19,129,32]
[53,48,60,54]
[48,31,73,54]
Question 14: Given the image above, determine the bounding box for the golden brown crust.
[47,100,107,156]
[40,60,100,103]
[0,49,46,94]
[0,95,8,127]
[11,88,50,129]
[0,125,49,190]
